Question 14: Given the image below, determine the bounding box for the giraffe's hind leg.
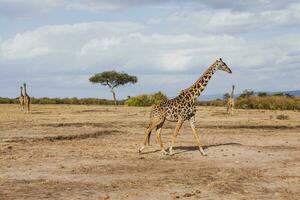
[139,117,164,153]
[25,103,29,114]
[156,124,168,155]
[20,102,24,111]
[23,102,27,113]
[189,116,207,156]
[28,101,31,113]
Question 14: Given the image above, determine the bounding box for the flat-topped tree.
[89,70,138,105]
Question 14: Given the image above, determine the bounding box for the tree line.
[0,70,299,110]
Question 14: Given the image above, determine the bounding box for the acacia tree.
[89,70,138,105]
[239,89,254,98]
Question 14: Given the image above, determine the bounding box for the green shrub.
[125,91,168,106]
[0,97,17,104]
[257,92,268,97]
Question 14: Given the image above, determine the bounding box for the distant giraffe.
[226,85,235,115]
[19,86,25,111]
[139,58,232,156]
[23,83,31,113]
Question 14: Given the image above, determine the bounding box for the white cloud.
[0,22,141,61]
[154,2,300,34]
[1,21,299,75]
[66,1,123,12]
[0,0,61,18]
[80,38,121,55]
[1,0,299,18]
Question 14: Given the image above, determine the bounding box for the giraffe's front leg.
[169,119,184,156]
[189,117,207,156]
[156,127,168,155]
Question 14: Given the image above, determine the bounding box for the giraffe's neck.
[231,87,234,98]
[24,86,27,96]
[180,63,217,101]
[20,88,23,96]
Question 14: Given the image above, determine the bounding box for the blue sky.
[0,0,300,99]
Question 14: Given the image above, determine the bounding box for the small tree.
[257,92,268,97]
[89,70,138,105]
[273,93,284,96]
[239,89,254,98]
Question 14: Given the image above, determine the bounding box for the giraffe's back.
[151,98,196,122]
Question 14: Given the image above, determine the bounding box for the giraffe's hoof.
[168,147,174,156]
[138,146,145,154]
[201,151,207,156]
[161,150,168,155]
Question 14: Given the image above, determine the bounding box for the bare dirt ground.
[0,104,299,200]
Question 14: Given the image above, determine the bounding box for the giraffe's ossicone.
[139,58,232,156]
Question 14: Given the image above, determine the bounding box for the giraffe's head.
[23,83,26,87]
[215,58,232,74]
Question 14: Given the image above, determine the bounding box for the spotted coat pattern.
[150,64,220,122]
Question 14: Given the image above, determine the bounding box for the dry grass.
[0,104,300,200]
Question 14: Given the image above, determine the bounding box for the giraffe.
[226,85,235,115]
[19,86,25,111]
[139,58,232,156]
[23,83,31,113]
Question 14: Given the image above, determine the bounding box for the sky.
[0,0,300,99]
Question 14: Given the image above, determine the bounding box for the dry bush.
[276,114,289,120]
[196,99,226,107]
[235,96,300,110]
[0,97,124,105]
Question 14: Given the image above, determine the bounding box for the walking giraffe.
[19,86,25,111]
[23,83,31,113]
[226,85,235,115]
[139,58,232,156]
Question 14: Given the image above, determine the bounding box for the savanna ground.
[0,104,299,200]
